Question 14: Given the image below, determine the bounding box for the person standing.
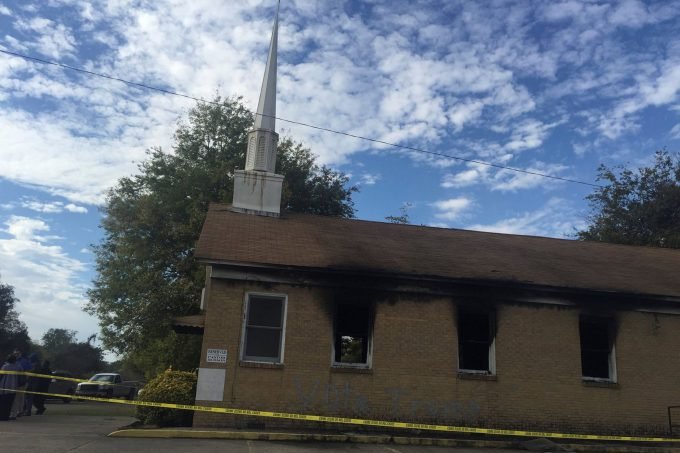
[0,354,21,421]
[10,349,31,419]
[23,353,40,416]
[32,360,51,415]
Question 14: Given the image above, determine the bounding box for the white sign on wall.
[196,368,226,402]
[206,348,227,364]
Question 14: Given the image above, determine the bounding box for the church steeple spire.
[253,0,279,132]
[243,0,280,173]
[232,1,285,217]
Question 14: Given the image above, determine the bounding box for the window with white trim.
[579,316,616,382]
[457,309,496,375]
[241,293,287,363]
[332,303,372,367]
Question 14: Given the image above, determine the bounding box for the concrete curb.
[109,430,349,442]
[108,429,680,452]
[108,429,510,448]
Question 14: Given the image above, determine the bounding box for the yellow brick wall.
[193,278,680,435]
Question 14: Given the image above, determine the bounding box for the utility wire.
[0,48,601,188]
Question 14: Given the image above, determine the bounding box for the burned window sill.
[239,360,284,369]
[582,379,619,389]
[457,372,497,381]
[331,365,373,374]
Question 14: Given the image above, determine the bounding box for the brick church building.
[187,4,680,435]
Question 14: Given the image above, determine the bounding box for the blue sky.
[1,0,679,350]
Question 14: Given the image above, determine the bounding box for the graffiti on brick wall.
[385,386,480,420]
[291,377,480,421]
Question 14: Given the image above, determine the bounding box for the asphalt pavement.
[0,402,518,453]
[5,402,673,453]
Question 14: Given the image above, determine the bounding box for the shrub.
[136,369,197,427]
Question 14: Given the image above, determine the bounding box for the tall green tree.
[41,328,77,355]
[40,328,104,377]
[578,150,680,248]
[87,96,357,374]
[0,279,30,357]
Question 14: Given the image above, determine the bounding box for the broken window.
[457,309,495,374]
[579,316,616,381]
[333,304,372,366]
[241,294,286,363]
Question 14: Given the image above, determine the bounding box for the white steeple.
[253,1,278,132]
[232,1,284,217]
[244,0,280,172]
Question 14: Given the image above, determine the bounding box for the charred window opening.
[241,294,286,363]
[333,304,372,366]
[580,316,616,381]
[458,309,495,374]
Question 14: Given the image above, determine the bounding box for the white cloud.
[1,34,27,53]
[0,4,11,16]
[359,173,381,186]
[441,161,568,192]
[504,119,563,153]
[595,112,640,140]
[441,164,489,189]
[609,0,649,28]
[642,64,680,106]
[671,123,680,139]
[21,199,89,214]
[541,1,588,22]
[0,215,94,341]
[0,106,174,205]
[4,215,51,241]
[431,197,473,221]
[447,100,485,130]
[466,198,586,238]
[572,142,590,156]
[0,0,676,204]
[64,203,88,213]
[583,61,680,140]
[18,4,38,13]
[76,1,97,22]
[21,199,63,213]
[15,16,77,58]
[491,163,569,192]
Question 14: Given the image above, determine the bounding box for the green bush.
[136,369,197,427]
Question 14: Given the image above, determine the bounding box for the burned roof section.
[195,203,680,300]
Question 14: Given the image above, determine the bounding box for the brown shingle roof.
[195,203,680,299]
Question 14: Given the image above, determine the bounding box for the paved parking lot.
[0,402,518,453]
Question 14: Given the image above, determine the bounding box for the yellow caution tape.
[0,370,137,388]
[1,370,679,443]
[0,369,84,383]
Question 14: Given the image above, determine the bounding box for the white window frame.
[239,292,288,364]
[331,303,373,369]
[457,309,496,376]
[579,316,617,383]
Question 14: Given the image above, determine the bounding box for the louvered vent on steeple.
[231,1,284,217]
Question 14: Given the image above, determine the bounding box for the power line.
[0,48,601,188]
[0,49,200,102]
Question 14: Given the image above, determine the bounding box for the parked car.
[47,371,77,403]
[75,373,139,400]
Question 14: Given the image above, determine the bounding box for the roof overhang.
[199,259,680,313]
[172,314,205,334]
